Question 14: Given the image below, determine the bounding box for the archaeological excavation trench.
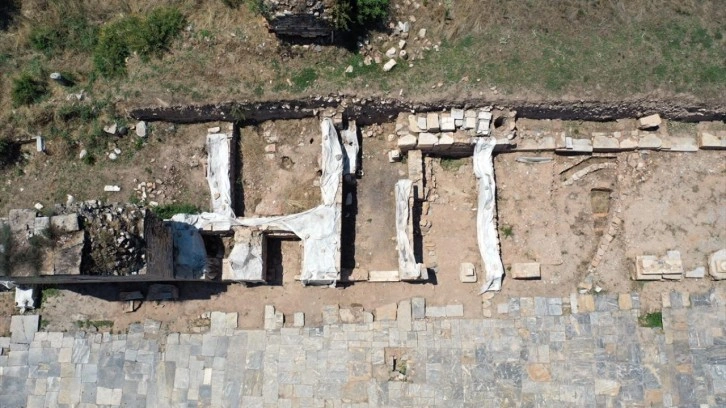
[2,98,725,308]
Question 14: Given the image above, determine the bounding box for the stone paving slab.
[1,293,725,407]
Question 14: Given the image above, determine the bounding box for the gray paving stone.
[10,315,39,344]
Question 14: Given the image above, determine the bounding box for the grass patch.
[75,319,114,330]
[42,287,61,299]
[639,311,663,328]
[502,225,514,238]
[11,73,49,107]
[152,203,201,219]
[439,157,466,172]
[291,67,318,92]
[93,7,186,78]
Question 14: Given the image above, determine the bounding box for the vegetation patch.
[439,157,466,172]
[93,7,186,78]
[152,203,201,219]
[639,311,663,328]
[291,67,318,92]
[11,73,49,107]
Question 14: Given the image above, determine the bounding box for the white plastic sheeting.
[341,120,359,176]
[15,287,35,312]
[223,229,265,282]
[172,118,345,285]
[474,137,505,293]
[207,133,234,218]
[395,180,422,280]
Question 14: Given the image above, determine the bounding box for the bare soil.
[17,117,726,333]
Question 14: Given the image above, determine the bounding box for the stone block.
[375,303,397,321]
[459,262,477,283]
[417,116,427,131]
[685,266,706,279]
[638,114,661,130]
[618,293,632,310]
[425,306,446,318]
[96,387,122,405]
[368,270,400,282]
[464,117,476,130]
[451,108,464,120]
[407,115,421,133]
[592,135,620,152]
[667,136,698,152]
[699,131,726,150]
[440,115,456,132]
[638,134,662,150]
[293,312,304,327]
[595,379,621,396]
[34,217,49,235]
[411,297,425,319]
[397,300,412,331]
[9,209,36,234]
[10,315,39,344]
[709,249,726,280]
[433,133,454,152]
[619,137,638,149]
[388,150,402,163]
[445,304,464,317]
[426,113,440,132]
[397,135,418,152]
[322,305,340,325]
[417,132,439,149]
[511,263,541,279]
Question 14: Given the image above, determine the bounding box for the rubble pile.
[354,17,439,73]
[56,201,148,276]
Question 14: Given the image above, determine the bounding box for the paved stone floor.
[1,290,725,407]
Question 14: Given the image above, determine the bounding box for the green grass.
[639,311,663,328]
[93,7,185,78]
[502,225,514,238]
[42,287,61,299]
[439,157,466,172]
[11,73,49,107]
[152,203,201,219]
[291,67,318,92]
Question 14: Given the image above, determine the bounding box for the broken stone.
[34,202,43,211]
[264,144,276,153]
[637,114,661,130]
[207,126,221,133]
[103,123,117,135]
[699,131,726,150]
[136,121,147,137]
[385,47,397,58]
[685,267,706,279]
[293,312,305,327]
[383,59,397,72]
[388,149,402,163]
[50,214,80,232]
[345,65,353,74]
[407,114,421,133]
[109,152,118,160]
[511,263,541,279]
[103,185,121,192]
[79,149,88,159]
[418,28,426,38]
[459,262,477,283]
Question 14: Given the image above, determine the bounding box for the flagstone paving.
[1,290,725,407]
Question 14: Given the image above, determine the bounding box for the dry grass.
[0,0,723,212]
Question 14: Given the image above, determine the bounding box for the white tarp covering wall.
[341,120,359,176]
[222,228,265,282]
[207,133,235,218]
[474,137,505,293]
[395,180,422,280]
[174,118,347,285]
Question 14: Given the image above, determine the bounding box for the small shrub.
[0,138,21,168]
[502,225,514,238]
[439,157,465,171]
[56,103,98,122]
[11,73,49,106]
[152,203,201,219]
[332,0,353,30]
[93,8,185,78]
[29,26,64,55]
[355,0,389,25]
[639,311,663,328]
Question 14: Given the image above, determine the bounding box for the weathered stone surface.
[397,300,412,331]
[293,312,304,327]
[637,114,661,130]
[417,132,439,149]
[397,134,418,152]
[445,304,464,317]
[685,266,706,279]
[526,364,551,382]
[638,134,662,150]
[709,249,726,280]
[667,136,698,152]
[440,115,456,132]
[426,113,440,132]
[459,262,477,283]
[135,121,147,137]
[425,306,446,318]
[375,303,397,321]
[407,115,421,133]
[511,263,541,279]
[699,131,726,150]
[595,379,621,396]
[368,270,400,282]
[10,315,39,344]
[49,214,80,232]
[382,59,397,72]
[411,297,425,319]
[592,135,620,151]
[322,305,340,325]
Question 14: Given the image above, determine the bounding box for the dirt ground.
[5,117,724,335]
[0,122,211,215]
